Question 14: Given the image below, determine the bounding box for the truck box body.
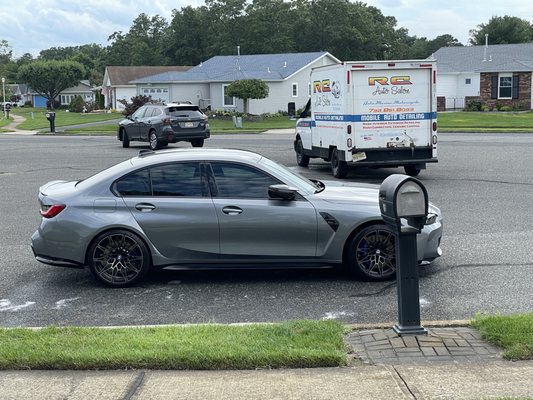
[295,60,438,177]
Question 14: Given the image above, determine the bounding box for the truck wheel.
[331,149,348,178]
[295,138,310,167]
[121,130,130,148]
[346,225,396,281]
[404,165,421,176]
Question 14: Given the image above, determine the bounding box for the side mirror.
[268,184,298,201]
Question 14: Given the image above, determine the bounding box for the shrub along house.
[433,43,533,111]
[130,52,341,115]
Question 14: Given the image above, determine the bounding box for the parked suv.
[118,103,210,150]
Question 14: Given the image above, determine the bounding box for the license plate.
[352,152,367,162]
[184,122,194,128]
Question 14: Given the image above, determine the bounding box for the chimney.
[237,46,240,56]
[483,34,488,62]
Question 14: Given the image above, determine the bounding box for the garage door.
[140,87,170,103]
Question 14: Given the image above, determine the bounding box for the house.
[130,52,341,114]
[433,43,533,110]
[6,83,31,106]
[59,80,95,106]
[102,66,192,111]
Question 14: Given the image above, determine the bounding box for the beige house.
[102,66,191,111]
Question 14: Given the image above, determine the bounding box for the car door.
[127,106,146,140]
[116,162,219,262]
[137,106,154,140]
[207,162,318,257]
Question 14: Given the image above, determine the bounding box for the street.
[0,132,532,327]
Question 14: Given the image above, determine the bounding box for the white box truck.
[294,60,438,178]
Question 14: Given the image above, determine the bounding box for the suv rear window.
[167,106,204,118]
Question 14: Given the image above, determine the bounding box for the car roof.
[130,148,263,167]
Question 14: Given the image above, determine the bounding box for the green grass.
[439,111,533,132]
[0,116,12,130]
[0,320,346,370]
[472,314,533,360]
[12,107,121,130]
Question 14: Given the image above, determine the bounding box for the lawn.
[472,313,533,360]
[12,107,122,130]
[438,111,533,132]
[0,320,346,370]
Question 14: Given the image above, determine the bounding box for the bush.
[118,95,152,116]
[499,106,512,112]
[68,96,85,113]
[46,99,61,110]
[512,102,525,111]
[464,100,483,111]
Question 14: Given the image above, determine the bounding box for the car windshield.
[167,107,204,118]
[258,157,322,195]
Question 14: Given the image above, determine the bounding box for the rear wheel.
[404,165,421,176]
[191,138,204,147]
[149,131,161,150]
[346,225,396,281]
[88,230,151,287]
[295,138,310,167]
[121,129,130,148]
[331,148,348,178]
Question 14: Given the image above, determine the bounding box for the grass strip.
[438,111,533,132]
[0,320,346,370]
[472,314,533,360]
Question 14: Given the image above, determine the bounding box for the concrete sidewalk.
[1,362,532,400]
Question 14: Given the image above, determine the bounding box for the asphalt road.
[0,132,532,327]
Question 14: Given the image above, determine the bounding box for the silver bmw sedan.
[32,148,442,287]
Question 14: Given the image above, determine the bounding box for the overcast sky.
[1,0,533,58]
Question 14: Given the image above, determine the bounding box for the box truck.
[294,60,438,178]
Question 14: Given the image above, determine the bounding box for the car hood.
[312,181,379,205]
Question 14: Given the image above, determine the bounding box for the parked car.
[31,149,443,287]
[117,102,210,150]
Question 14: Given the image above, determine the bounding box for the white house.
[433,43,533,110]
[102,66,191,111]
[59,80,95,106]
[130,52,341,114]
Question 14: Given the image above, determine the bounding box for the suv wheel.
[191,138,204,148]
[121,129,130,148]
[149,131,161,150]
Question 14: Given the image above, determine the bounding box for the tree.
[225,79,269,114]
[18,60,85,110]
[469,16,533,45]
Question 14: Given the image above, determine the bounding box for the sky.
[1,0,533,58]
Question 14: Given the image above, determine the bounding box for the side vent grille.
[320,212,339,232]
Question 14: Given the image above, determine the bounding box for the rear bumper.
[162,128,210,143]
[31,230,85,269]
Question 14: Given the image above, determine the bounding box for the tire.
[331,148,348,178]
[295,138,310,167]
[121,129,130,148]
[88,230,151,287]
[191,138,204,147]
[149,131,160,150]
[346,225,397,281]
[404,165,421,176]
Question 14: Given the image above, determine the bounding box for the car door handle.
[135,203,156,212]
[222,206,243,215]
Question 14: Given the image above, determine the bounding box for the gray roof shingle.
[131,52,333,83]
[433,43,533,73]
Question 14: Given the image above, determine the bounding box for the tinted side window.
[151,163,202,197]
[152,108,163,117]
[210,162,279,199]
[115,169,151,196]
[132,107,146,119]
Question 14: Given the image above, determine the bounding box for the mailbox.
[45,112,56,133]
[379,174,428,232]
[379,174,429,336]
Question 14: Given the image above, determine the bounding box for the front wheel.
[331,149,348,178]
[295,138,310,167]
[149,131,161,150]
[404,165,421,176]
[121,129,130,148]
[346,225,396,281]
[88,230,151,287]
[191,138,204,147]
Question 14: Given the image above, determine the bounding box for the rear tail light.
[40,204,66,218]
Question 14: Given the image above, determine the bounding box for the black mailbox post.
[45,112,56,133]
[379,174,428,336]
